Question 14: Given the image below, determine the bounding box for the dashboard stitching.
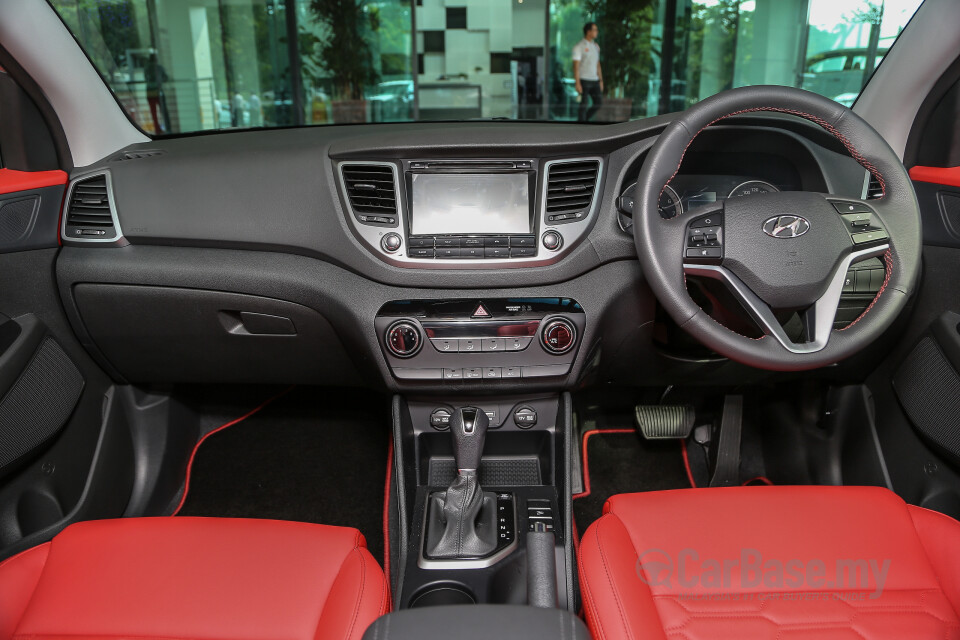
[838,248,893,331]
[659,107,887,216]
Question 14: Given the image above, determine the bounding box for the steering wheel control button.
[852,229,889,244]
[514,407,538,428]
[690,214,722,228]
[430,409,452,430]
[686,247,723,259]
[541,230,563,251]
[381,233,402,253]
[541,318,576,354]
[385,321,423,358]
[832,201,872,214]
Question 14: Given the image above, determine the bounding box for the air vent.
[866,173,883,199]
[341,164,398,216]
[63,173,118,242]
[545,160,600,221]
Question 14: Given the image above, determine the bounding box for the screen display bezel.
[405,168,537,238]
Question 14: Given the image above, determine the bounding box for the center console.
[337,158,604,268]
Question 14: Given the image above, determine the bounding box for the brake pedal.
[634,405,695,439]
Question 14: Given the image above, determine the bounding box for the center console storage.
[362,605,590,640]
[390,393,576,611]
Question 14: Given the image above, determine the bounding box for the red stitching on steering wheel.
[659,106,887,214]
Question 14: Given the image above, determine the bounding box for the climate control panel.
[375,298,585,382]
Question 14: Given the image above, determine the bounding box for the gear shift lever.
[451,407,488,473]
[424,407,497,559]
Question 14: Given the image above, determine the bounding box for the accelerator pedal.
[634,405,695,440]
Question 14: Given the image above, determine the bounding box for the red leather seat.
[578,486,960,639]
[0,517,388,640]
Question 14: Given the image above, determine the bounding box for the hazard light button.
[472,304,491,318]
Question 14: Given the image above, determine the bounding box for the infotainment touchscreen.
[410,173,530,235]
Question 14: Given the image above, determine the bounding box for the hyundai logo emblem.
[762,215,810,238]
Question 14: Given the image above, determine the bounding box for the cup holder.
[409,583,476,608]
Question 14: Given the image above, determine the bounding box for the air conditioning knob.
[385,320,423,357]
[541,317,576,355]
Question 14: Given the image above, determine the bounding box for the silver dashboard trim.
[337,157,604,268]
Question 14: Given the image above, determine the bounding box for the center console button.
[514,406,537,428]
[510,247,536,258]
[510,235,536,247]
[483,367,502,379]
[464,367,483,379]
[408,248,434,258]
[443,368,463,379]
[408,237,435,248]
[459,338,480,353]
[430,409,452,429]
[503,367,521,378]
[485,236,509,247]
[436,237,460,247]
[461,237,484,248]
[436,248,460,258]
[484,247,510,258]
[431,338,458,353]
[481,338,506,352]
[460,247,483,258]
[505,336,532,351]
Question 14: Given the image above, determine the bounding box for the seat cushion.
[578,486,960,640]
[0,517,388,640]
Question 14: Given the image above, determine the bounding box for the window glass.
[49,0,923,134]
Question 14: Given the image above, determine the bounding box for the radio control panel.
[375,298,585,382]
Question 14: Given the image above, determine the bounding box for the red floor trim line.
[742,476,774,486]
[171,386,294,516]
[382,439,394,608]
[680,439,697,488]
[573,428,636,500]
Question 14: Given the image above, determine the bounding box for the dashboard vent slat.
[866,173,883,200]
[545,160,599,214]
[342,164,398,215]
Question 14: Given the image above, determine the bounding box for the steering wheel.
[633,86,921,371]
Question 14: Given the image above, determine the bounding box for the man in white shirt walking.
[573,22,603,122]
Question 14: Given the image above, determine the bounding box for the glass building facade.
[50,0,922,135]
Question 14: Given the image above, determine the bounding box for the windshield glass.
[49,0,922,136]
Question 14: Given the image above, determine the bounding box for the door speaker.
[0,196,39,245]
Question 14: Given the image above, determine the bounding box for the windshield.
[49,0,922,136]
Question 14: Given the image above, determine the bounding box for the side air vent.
[545,160,600,223]
[341,163,398,225]
[63,173,119,242]
[866,173,883,199]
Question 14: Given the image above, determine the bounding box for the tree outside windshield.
[49,0,922,135]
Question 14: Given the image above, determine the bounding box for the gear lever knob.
[450,407,489,473]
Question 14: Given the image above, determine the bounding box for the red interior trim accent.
[171,386,294,516]
[680,439,697,488]
[573,428,636,500]
[0,169,67,195]
[382,439,393,608]
[742,476,774,486]
[910,165,960,188]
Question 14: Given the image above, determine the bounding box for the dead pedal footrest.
[634,405,695,439]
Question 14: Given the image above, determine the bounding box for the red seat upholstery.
[578,486,960,640]
[0,517,388,640]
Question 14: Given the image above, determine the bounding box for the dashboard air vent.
[866,173,883,199]
[545,160,600,217]
[114,149,165,162]
[341,164,398,216]
[63,173,119,241]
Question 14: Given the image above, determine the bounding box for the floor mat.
[573,429,691,536]
[177,386,390,565]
